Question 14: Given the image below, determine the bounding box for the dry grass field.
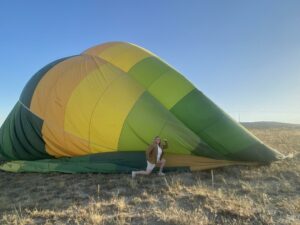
[0,122,299,225]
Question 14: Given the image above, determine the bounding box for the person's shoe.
[132,171,136,178]
[158,172,165,176]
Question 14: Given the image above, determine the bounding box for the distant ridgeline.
[0,42,283,173]
[242,121,300,129]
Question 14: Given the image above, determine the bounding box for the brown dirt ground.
[0,122,299,225]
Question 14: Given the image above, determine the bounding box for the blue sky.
[0,0,300,125]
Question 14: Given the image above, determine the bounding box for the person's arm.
[162,139,168,149]
[146,144,154,161]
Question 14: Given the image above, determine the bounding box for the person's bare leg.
[132,168,152,178]
[135,170,151,175]
[157,158,166,175]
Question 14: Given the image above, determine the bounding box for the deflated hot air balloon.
[0,42,283,173]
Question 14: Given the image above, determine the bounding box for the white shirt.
[157,145,162,162]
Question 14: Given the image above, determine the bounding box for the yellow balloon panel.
[64,64,123,143]
[84,42,152,72]
[43,122,90,157]
[89,74,145,153]
[30,56,83,119]
[164,154,253,171]
[35,56,107,157]
[83,42,119,56]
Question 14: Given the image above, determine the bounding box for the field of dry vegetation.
[0,122,299,225]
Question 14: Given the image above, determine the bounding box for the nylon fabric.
[147,68,195,109]
[164,153,256,170]
[20,56,72,107]
[89,74,144,153]
[0,41,284,173]
[118,92,213,155]
[64,63,121,143]
[127,57,170,87]
[30,56,83,119]
[84,42,152,72]
[0,152,256,173]
[0,102,48,160]
[41,56,108,156]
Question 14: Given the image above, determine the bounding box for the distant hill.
[241,121,300,129]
